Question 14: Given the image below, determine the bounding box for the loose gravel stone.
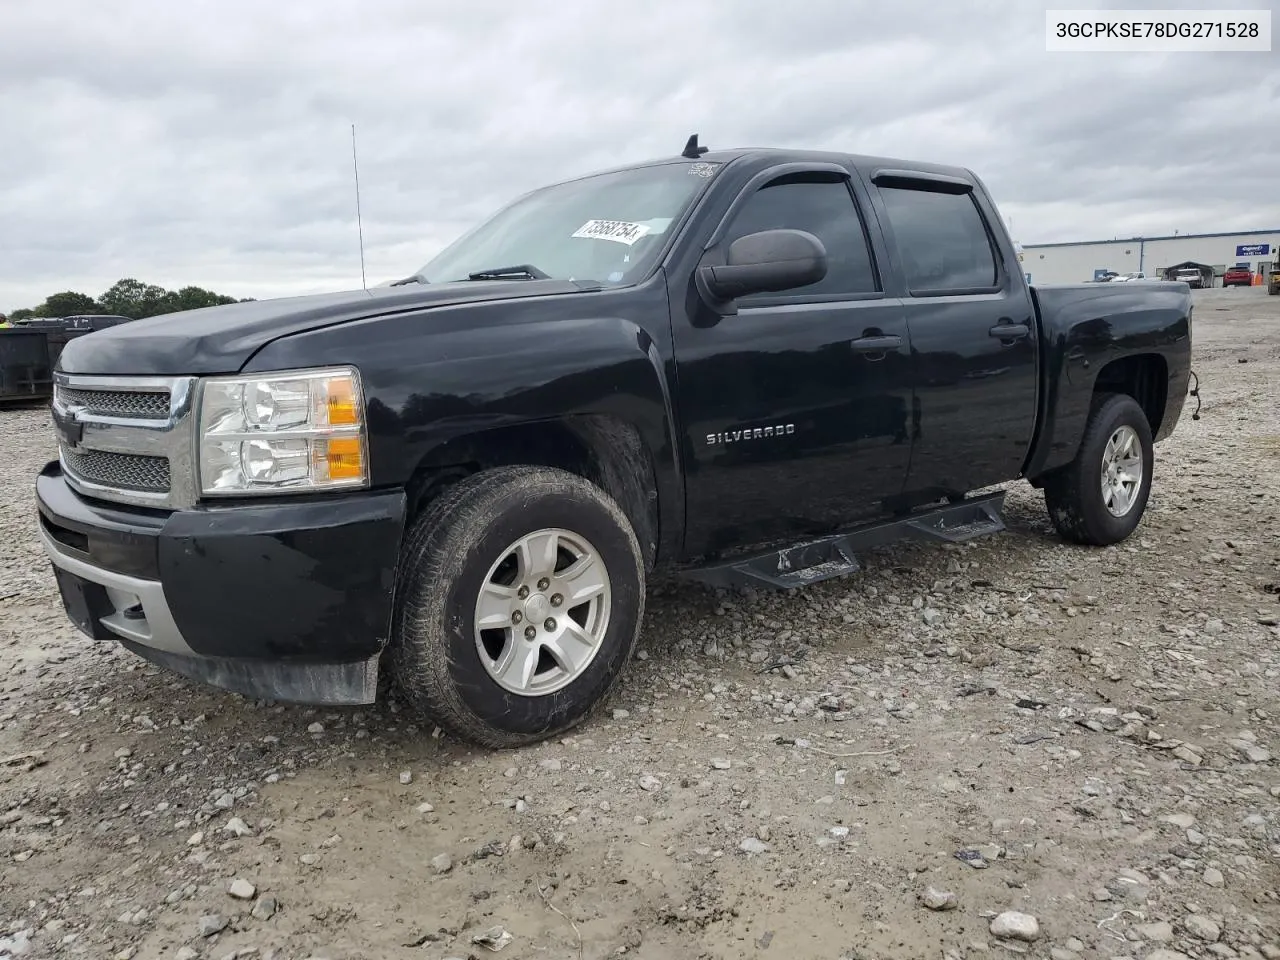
[919,886,958,911]
[228,878,257,900]
[199,914,229,938]
[1184,915,1221,942]
[1137,922,1175,942]
[989,912,1040,942]
[430,853,454,875]
[1230,740,1271,763]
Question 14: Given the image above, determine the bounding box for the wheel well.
[403,416,660,570]
[1092,354,1168,435]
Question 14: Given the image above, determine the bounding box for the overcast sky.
[2,0,1277,310]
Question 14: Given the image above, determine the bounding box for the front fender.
[242,288,682,561]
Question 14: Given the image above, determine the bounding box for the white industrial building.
[1019,229,1279,286]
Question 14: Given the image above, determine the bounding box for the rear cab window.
[876,184,1001,295]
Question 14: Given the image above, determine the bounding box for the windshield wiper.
[465,264,550,281]
[389,274,428,286]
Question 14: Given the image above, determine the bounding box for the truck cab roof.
[582,146,981,189]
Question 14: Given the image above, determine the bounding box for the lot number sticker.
[572,219,652,245]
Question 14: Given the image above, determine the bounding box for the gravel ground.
[2,286,1279,960]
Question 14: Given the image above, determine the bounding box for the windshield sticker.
[572,219,652,245]
[688,162,719,178]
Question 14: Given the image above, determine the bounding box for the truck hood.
[55,278,590,376]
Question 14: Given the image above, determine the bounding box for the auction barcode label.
[1046,9,1271,51]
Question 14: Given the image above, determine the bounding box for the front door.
[671,167,913,556]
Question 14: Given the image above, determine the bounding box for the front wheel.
[1042,393,1154,546]
[388,467,645,747]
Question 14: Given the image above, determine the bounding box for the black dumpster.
[1,315,133,403]
[0,327,55,402]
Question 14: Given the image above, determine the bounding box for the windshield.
[413,160,722,286]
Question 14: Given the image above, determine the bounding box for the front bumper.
[36,462,406,705]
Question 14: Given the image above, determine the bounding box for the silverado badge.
[706,423,795,445]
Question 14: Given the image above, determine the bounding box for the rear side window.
[878,186,1000,293]
[724,176,879,299]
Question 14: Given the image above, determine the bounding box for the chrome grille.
[63,450,171,492]
[53,373,198,509]
[55,385,170,419]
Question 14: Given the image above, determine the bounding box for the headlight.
[197,366,369,496]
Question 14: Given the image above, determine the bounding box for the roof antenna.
[351,123,368,291]
[681,133,709,159]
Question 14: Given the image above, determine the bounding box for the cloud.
[1,0,1276,311]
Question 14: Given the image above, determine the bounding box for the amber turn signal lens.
[325,377,358,426]
[315,436,364,481]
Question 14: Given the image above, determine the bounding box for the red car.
[1223,266,1254,287]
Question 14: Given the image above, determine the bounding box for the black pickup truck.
[37,139,1193,746]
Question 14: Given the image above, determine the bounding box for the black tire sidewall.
[1079,396,1154,542]
[433,484,642,737]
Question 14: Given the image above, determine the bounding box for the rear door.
[862,170,1039,503]
[671,164,913,555]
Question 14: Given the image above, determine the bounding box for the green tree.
[97,278,171,319]
[35,290,102,318]
[163,286,239,314]
[9,280,247,323]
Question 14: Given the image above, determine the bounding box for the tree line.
[7,279,252,322]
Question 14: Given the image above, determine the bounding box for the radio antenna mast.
[351,123,368,290]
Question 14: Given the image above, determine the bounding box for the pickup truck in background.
[37,139,1193,746]
[1175,267,1205,289]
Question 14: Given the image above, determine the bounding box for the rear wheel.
[388,466,645,747]
[1042,393,1154,546]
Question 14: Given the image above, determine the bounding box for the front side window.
[723,176,879,299]
[878,186,1000,293]
[414,161,721,286]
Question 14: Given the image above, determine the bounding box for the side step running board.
[681,491,1006,591]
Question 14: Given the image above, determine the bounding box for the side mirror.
[696,228,828,314]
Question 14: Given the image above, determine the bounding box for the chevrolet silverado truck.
[37,139,1193,747]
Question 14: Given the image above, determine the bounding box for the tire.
[387,466,645,747]
[1042,393,1154,546]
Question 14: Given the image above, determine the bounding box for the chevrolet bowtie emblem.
[53,403,86,448]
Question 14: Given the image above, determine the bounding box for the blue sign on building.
[1236,243,1271,257]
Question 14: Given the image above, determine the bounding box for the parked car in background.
[1223,266,1253,288]
[1112,272,1147,282]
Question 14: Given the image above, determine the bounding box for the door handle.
[988,322,1030,343]
[851,334,902,354]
